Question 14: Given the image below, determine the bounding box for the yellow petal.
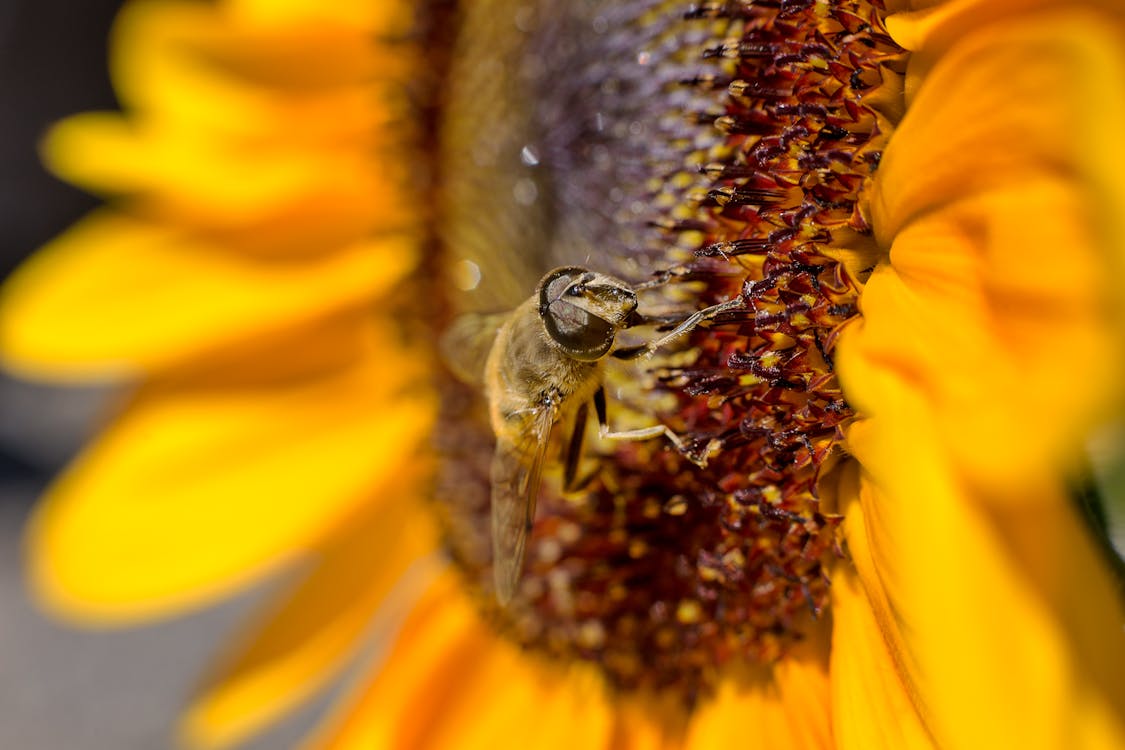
[874,6,1125,249]
[226,0,415,35]
[880,2,1125,336]
[829,459,932,749]
[109,0,414,113]
[608,694,685,750]
[829,566,933,750]
[40,0,418,237]
[306,573,613,750]
[843,186,1113,494]
[180,486,438,750]
[44,112,413,240]
[421,633,612,750]
[0,212,416,379]
[844,390,1125,750]
[26,323,436,623]
[686,623,833,750]
[851,10,1125,492]
[306,572,486,749]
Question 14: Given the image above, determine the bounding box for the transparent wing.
[490,402,556,604]
[438,312,508,386]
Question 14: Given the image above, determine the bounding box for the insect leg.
[593,386,713,468]
[594,385,608,428]
[642,296,744,356]
[612,297,743,361]
[563,401,589,491]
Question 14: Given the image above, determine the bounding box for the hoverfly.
[444,266,740,604]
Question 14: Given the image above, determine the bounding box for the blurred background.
[0,2,324,746]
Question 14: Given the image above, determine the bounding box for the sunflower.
[3,0,1125,748]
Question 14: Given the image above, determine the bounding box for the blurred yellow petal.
[311,571,615,750]
[226,0,415,34]
[875,6,1125,249]
[608,695,684,750]
[844,391,1125,749]
[828,463,932,750]
[39,0,418,238]
[850,10,1125,492]
[109,0,415,114]
[26,327,435,623]
[686,627,833,750]
[307,572,491,749]
[44,112,412,238]
[421,634,613,750]
[835,15,1125,737]
[843,186,1112,494]
[0,213,416,378]
[884,0,1125,320]
[829,569,932,750]
[181,489,437,750]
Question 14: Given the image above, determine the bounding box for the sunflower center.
[432,0,901,702]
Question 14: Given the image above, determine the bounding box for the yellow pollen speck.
[557,521,582,544]
[628,539,649,558]
[577,620,607,649]
[761,485,782,504]
[722,548,746,569]
[676,600,704,625]
[663,495,688,515]
[753,580,778,598]
[537,538,562,565]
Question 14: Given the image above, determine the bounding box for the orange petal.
[307,572,614,750]
[844,390,1125,750]
[26,323,436,623]
[0,212,416,379]
[686,623,833,750]
[180,485,438,749]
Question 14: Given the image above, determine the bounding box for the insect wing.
[439,311,509,386]
[490,403,556,604]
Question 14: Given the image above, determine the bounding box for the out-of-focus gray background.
[0,2,326,746]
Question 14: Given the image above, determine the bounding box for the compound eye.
[542,298,615,360]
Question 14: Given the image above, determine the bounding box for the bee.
[445,266,741,604]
